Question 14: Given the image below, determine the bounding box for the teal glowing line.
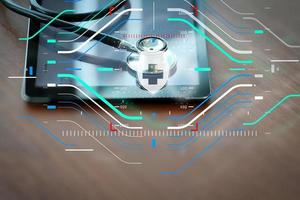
[167,18,253,64]
[58,0,118,34]
[96,67,114,72]
[254,29,264,34]
[243,94,300,126]
[19,9,76,41]
[57,74,143,121]
[47,60,57,65]
[229,67,246,71]
[195,67,211,72]
[47,39,57,43]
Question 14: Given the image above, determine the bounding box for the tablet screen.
[31,0,210,99]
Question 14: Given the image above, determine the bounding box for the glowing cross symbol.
[142,64,164,85]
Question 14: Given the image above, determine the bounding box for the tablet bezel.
[22,3,211,103]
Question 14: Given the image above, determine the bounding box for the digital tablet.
[22,0,210,102]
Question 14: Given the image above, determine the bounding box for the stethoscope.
[1,0,177,91]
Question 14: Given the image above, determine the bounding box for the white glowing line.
[58,8,143,54]
[47,83,56,87]
[65,149,94,152]
[167,84,253,130]
[58,92,143,137]
[57,84,143,130]
[58,120,142,165]
[254,74,263,78]
[58,0,126,43]
[220,0,255,15]
[168,8,252,54]
[254,96,263,100]
[270,60,299,63]
[8,76,36,79]
[183,0,252,43]
[243,17,300,48]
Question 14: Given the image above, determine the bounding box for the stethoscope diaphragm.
[127,37,177,93]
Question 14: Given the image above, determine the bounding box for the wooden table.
[0,1,299,199]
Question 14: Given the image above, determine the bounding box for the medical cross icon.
[142,73,163,85]
[142,64,164,85]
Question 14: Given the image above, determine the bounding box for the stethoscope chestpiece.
[137,36,168,52]
[127,36,177,93]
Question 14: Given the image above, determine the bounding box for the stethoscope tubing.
[0,0,132,50]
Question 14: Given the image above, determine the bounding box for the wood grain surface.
[0,1,299,200]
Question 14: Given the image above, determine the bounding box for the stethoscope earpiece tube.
[0,0,137,52]
[29,0,129,22]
